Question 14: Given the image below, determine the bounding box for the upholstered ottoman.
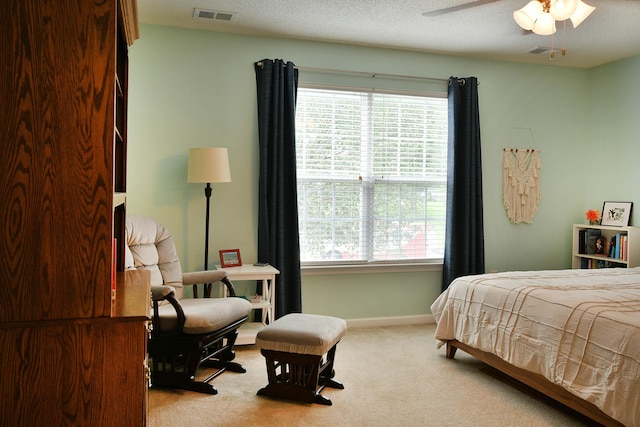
[255,313,347,405]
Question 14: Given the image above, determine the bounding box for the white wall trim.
[302,262,442,276]
[345,314,434,328]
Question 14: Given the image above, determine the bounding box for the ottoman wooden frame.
[255,313,347,405]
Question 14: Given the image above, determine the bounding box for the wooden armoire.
[0,1,151,425]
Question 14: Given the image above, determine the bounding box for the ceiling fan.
[422,0,597,58]
[422,0,502,17]
[422,0,531,36]
[423,1,595,36]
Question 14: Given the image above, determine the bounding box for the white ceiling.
[137,0,640,68]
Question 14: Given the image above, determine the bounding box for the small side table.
[216,264,280,345]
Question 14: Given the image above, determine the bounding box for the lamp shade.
[570,0,595,27]
[549,0,578,21]
[532,12,557,35]
[187,147,232,183]
[513,0,543,31]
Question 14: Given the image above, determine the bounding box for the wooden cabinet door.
[0,318,147,425]
[0,1,116,322]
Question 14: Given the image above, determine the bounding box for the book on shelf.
[585,229,601,254]
[608,235,616,258]
[112,238,117,302]
[581,258,592,269]
[578,229,587,253]
[580,258,625,269]
[606,233,628,260]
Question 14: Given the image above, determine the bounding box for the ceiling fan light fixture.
[532,11,557,35]
[513,1,543,30]
[513,0,594,57]
[570,0,596,27]
[549,0,578,21]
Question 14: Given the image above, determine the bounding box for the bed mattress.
[430,267,640,426]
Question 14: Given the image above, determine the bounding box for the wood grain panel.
[0,318,146,426]
[0,0,116,322]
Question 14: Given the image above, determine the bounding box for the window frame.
[295,84,448,272]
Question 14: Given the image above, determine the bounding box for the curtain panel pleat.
[254,59,302,317]
[441,77,485,291]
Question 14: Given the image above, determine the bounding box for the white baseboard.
[345,314,435,328]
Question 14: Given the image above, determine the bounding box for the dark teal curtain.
[254,59,302,318]
[442,77,485,291]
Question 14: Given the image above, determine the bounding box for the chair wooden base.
[257,343,343,405]
[149,319,247,394]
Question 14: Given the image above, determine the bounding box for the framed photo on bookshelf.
[601,201,633,227]
[219,248,242,268]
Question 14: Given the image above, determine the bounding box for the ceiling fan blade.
[422,0,503,17]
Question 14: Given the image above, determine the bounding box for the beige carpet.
[149,324,598,427]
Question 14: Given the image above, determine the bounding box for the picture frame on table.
[219,248,242,268]
[601,201,633,227]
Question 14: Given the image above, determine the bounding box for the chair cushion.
[158,297,252,335]
[125,215,184,299]
[256,313,347,355]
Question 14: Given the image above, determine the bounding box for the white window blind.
[295,86,448,264]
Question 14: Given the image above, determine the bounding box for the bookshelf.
[572,224,640,269]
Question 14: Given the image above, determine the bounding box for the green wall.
[127,24,638,321]
[586,55,640,206]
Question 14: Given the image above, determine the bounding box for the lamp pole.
[203,182,213,297]
[204,182,212,271]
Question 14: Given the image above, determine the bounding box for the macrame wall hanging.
[503,148,541,224]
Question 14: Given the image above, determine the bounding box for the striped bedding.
[430,267,640,427]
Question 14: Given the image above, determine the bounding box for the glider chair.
[125,215,252,394]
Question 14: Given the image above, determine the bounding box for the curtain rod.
[504,148,539,152]
[296,65,450,84]
[255,61,449,84]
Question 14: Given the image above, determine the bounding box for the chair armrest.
[182,270,227,286]
[150,285,185,336]
[183,270,238,298]
[220,276,238,297]
[151,284,174,301]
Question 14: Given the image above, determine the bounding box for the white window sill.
[301,260,443,276]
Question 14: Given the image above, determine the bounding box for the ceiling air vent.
[193,8,237,22]
[526,46,561,56]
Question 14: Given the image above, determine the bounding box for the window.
[295,86,448,264]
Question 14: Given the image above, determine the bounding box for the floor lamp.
[188,147,231,296]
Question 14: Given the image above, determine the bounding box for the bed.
[431,267,640,427]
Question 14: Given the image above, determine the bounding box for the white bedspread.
[431,268,640,427]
